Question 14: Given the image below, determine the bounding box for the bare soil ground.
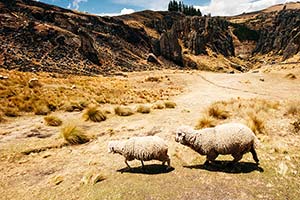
[1,67,300,200]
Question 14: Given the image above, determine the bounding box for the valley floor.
[1,67,300,200]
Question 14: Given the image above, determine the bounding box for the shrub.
[207,104,230,119]
[145,76,161,82]
[286,103,300,116]
[83,106,107,122]
[34,104,50,115]
[164,101,177,108]
[153,101,165,109]
[291,118,300,133]
[61,124,89,145]
[0,112,5,123]
[114,106,134,116]
[44,115,62,126]
[4,108,19,117]
[247,112,265,134]
[136,105,151,114]
[195,115,217,130]
[285,73,297,80]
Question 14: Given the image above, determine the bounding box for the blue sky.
[37,0,297,16]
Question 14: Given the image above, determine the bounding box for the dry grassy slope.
[0,0,177,75]
[0,68,299,200]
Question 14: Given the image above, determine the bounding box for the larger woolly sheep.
[175,123,259,165]
[108,136,171,169]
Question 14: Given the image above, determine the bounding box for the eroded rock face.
[254,10,300,59]
[158,16,234,66]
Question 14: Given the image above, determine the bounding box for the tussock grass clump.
[291,118,300,133]
[44,115,62,126]
[153,101,165,109]
[0,112,5,123]
[286,103,300,116]
[285,73,297,80]
[136,105,151,114]
[195,115,217,130]
[4,108,19,117]
[114,106,134,116]
[83,106,107,122]
[34,104,50,115]
[246,112,265,134]
[207,104,230,119]
[61,124,90,145]
[145,76,161,82]
[164,101,177,109]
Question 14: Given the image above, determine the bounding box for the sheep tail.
[253,137,260,149]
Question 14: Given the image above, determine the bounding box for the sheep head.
[108,141,116,153]
[108,140,126,155]
[175,125,194,145]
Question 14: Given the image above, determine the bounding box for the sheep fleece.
[111,136,169,161]
[178,123,259,155]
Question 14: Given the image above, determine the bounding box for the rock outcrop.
[254,9,300,59]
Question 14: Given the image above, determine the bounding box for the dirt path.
[0,70,299,200]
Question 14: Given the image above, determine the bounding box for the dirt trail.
[0,70,300,200]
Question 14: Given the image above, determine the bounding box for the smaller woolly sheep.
[108,136,171,169]
[175,123,259,165]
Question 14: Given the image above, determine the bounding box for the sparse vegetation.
[153,101,165,109]
[207,103,230,119]
[145,76,161,82]
[195,115,217,129]
[83,106,107,122]
[34,104,50,115]
[285,73,297,80]
[0,69,180,117]
[286,103,300,116]
[61,124,90,145]
[291,118,300,133]
[196,98,278,134]
[246,112,266,134]
[0,112,5,123]
[4,107,19,117]
[114,106,134,116]
[44,115,63,126]
[164,101,177,108]
[136,105,151,114]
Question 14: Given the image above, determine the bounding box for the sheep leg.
[232,154,243,163]
[125,159,131,169]
[163,158,171,170]
[250,146,259,164]
[141,160,145,168]
[205,151,218,165]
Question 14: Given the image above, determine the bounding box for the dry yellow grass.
[196,98,278,134]
[153,101,165,109]
[164,101,177,109]
[136,105,151,114]
[34,104,50,115]
[207,103,230,119]
[114,106,134,116]
[44,115,63,126]
[246,112,266,134]
[285,73,297,80]
[286,103,300,116]
[61,124,90,145]
[4,107,20,117]
[83,106,107,122]
[195,115,217,129]
[0,112,5,123]
[0,69,181,117]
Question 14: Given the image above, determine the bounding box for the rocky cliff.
[254,9,300,59]
[0,0,158,75]
[0,0,300,75]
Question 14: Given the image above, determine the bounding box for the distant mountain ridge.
[0,0,299,75]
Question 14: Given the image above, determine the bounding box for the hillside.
[1,0,300,75]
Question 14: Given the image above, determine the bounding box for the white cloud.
[70,0,88,10]
[112,0,170,10]
[98,8,135,16]
[195,0,298,16]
